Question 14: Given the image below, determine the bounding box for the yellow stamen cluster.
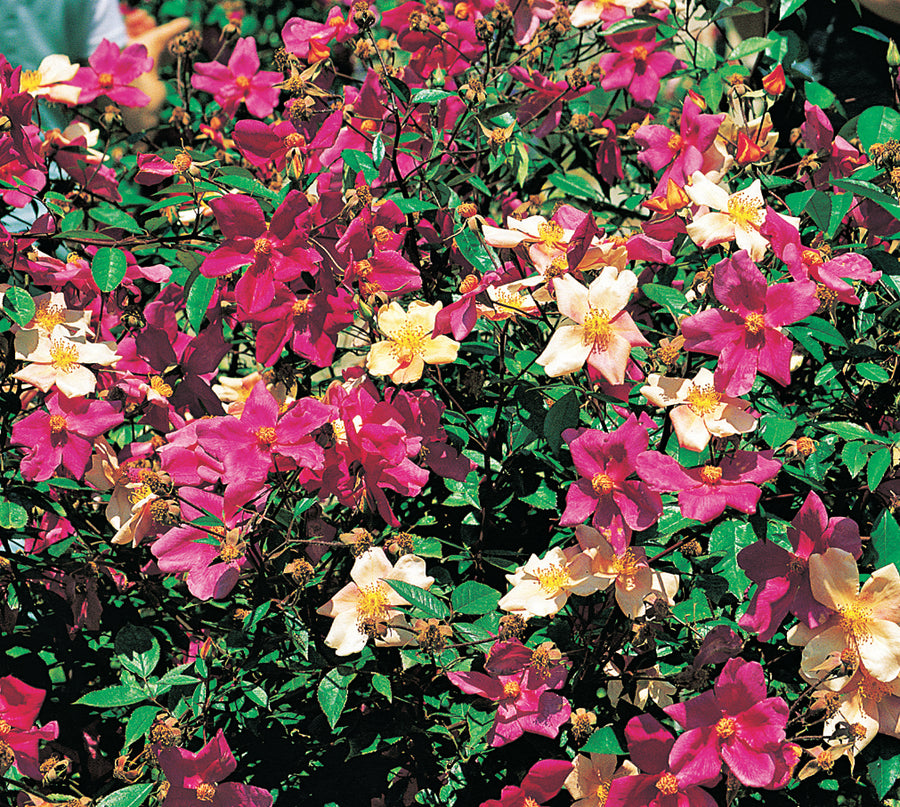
[591,473,615,495]
[632,46,649,62]
[149,375,173,398]
[49,339,80,372]
[744,312,765,334]
[699,465,723,485]
[388,322,429,364]
[19,69,42,93]
[534,563,569,594]
[356,582,390,627]
[235,75,252,90]
[613,548,640,578]
[667,132,683,151]
[655,773,679,794]
[98,72,115,89]
[685,384,721,416]
[538,220,564,249]
[546,255,568,278]
[34,301,65,332]
[795,436,817,456]
[715,716,737,738]
[582,308,614,350]
[838,603,873,644]
[218,542,245,562]
[172,153,192,173]
[49,414,68,433]
[195,783,217,802]
[727,191,764,229]
[502,680,521,699]
[292,296,312,316]
[253,236,273,255]
[255,426,277,446]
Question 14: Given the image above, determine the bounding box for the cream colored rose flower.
[564,753,638,807]
[366,301,459,384]
[640,367,757,452]
[498,545,602,618]
[317,548,435,656]
[19,54,81,104]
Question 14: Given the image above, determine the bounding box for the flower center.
[128,484,154,505]
[49,339,80,372]
[727,191,764,230]
[582,307,614,350]
[655,772,679,794]
[801,248,824,266]
[253,236,272,255]
[591,472,615,495]
[235,75,252,90]
[195,782,217,802]
[815,749,834,771]
[838,603,873,644]
[218,541,245,562]
[667,132,683,151]
[0,720,10,735]
[356,582,390,625]
[34,302,65,332]
[49,414,68,433]
[795,436,816,456]
[150,375,173,398]
[534,562,569,594]
[685,384,721,416]
[459,273,480,294]
[255,426,277,447]
[292,296,312,316]
[700,465,722,485]
[632,45,649,62]
[172,153,192,173]
[860,676,890,704]
[389,323,428,365]
[97,72,115,89]
[613,548,639,578]
[595,780,611,805]
[744,312,765,334]
[787,554,806,576]
[502,680,521,699]
[283,132,304,149]
[355,259,373,279]
[538,220,564,249]
[715,716,737,738]
[19,69,42,93]
[547,255,568,278]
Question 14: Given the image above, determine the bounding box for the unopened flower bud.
[889,39,900,68]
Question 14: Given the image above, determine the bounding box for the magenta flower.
[481,759,573,807]
[763,210,881,305]
[197,381,332,505]
[152,488,255,601]
[72,39,152,106]
[664,658,790,788]
[202,192,320,315]
[157,729,273,806]
[607,713,718,807]
[11,393,123,482]
[636,449,780,523]
[738,491,862,641]
[509,66,595,139]
[680,250,819,396]
[512,0,557,45]
[635,96,724,188]
[560,416,663,532]
[0,675,59,779]
[599,27,678,107]
[191,37,281,118]
[448,640,571,747]
[233,119,307,173]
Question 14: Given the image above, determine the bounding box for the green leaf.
[451,581,501,615]
[642,283,688,315]
[391,197,439,214]
[185,274,215,334]
[873,510,900,571]
[544,389,580,452]
[247,685,268,708]
[0,499,28,530]
[520,480,557,510]
[708,520,755,597]
[814,362,840,385]
[548,172,597,201]
[868,750,900,799]
[75,685,147,708]
[728,36,774,60]
[91,204,143,234]
[857,106,900,155]
[386,75,411,105]
[779,0,806,19]
[858,362,891,383]
[372,673,392,702]
[372,132,385,166]
[581,725,624,755]
[124,705,159,747]
[868,447,893,491]
[693,42,717,70]
[2,286,35,327]
[216,173,277,200]
[801,315,848,347]
[59,209,85,232]
[761,417,796,448]
[95,784,155,807]
[115,625,160,678]
[842,441,871,477]
[785,189,815,216]
[454,226,496,274]
[805,81,836,108]
[317,668,352,729]
[444,471,480,509]
[804,190,832,233]
[384,579,449,619]
[410,89,455,103]
[91,247,128,293]
[833,177,900,220]
[820,421,884,442]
